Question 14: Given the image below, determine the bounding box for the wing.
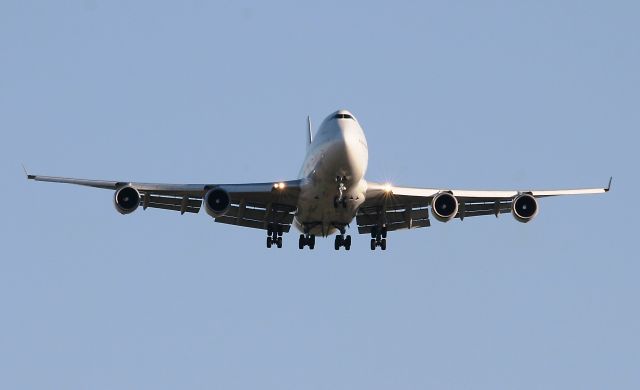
[27,173,302,233]
[357,178,612,234]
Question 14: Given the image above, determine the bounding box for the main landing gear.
[333,226,351,250]
[266,223,283,249]
[334,234,351,250]
[370,226,387,251]
[299,234,316,250]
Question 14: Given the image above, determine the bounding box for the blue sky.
[1,1,638,389]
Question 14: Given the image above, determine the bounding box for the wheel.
[370,238,376,250]
[299,234,305,249]
[345,235,352,249]
[371,226,378,238]
[276,237,283,248]
[267,237,272,248]
[267,224,273,236]
[381,227,387,238]
[380,238,387,250]
[309,242,315,250]
[277,225,283,236]
[334,235,342,250]
[310,235,316,248]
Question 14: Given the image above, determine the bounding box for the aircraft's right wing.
[27,173,303,233]
[357,178,611,235]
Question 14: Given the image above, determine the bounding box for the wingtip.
[605,176,613,192]
[21,164,34,180]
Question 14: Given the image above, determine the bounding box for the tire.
[334,236,341,250]
[371,227,378,238]
[310,235,315,247]
[276,237,282,248]
[370,239,376,250]
[267,224,273,237]
[380,239,387,250]
[345,235,352,247]
[299,234,305,249]
[267,237,272,248]
[381,227,387,238]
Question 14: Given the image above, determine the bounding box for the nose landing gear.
[333,176,348,208]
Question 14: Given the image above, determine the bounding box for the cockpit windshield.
[333,113,354,120]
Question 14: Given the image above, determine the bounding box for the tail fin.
[307,115,313,146]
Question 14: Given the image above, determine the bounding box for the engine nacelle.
[512,193,538,223]
[114,186,140,215]
[431,192,459,222]
[204,187,231,218]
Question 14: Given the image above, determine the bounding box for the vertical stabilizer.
[307,115,313,146]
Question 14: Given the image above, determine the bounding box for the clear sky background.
[1,1,638,389]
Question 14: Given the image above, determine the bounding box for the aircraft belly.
[294,178,366,236]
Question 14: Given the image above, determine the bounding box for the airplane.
[26,109,611,251]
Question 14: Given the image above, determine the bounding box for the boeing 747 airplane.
[27,110,611,250]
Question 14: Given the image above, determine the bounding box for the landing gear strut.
[333,176,348,208]
[299,234,316,250]
[266,223,283,249]
[370,226,387,250]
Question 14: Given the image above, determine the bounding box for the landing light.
[383,183,392,193]
[274,182,286,190]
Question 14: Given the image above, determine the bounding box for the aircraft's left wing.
[357,178,611,235]
[27,173,302,233]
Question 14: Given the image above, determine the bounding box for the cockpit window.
[333,113,354,120]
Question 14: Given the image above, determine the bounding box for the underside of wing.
[358,178,611,234]
[27,173,303,233]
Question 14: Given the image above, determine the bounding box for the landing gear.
[333,197,347,208]
[299,234,315,250]
[370,226,388,250]
[334,234,351,250]
[267,236,283,248]
[333,176,348,209]
[266,223,283,249]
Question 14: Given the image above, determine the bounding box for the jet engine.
[114,186,140,215]
[431,192,459,222]
[512,193,538,223]
[204,187,231,218]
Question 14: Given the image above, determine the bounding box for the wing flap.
[142,193,202,213]
[358,219,431,234]
[213,202,295,232]
[356,205,431,234]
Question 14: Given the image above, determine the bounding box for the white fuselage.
[293,110,369,236]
